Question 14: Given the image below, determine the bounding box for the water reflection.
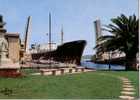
[81,61,125,70]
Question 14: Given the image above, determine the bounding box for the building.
[94,19,102,45]
[94,19,106,60]
[0,15,20,63]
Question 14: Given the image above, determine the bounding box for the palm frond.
[97,35,114,41]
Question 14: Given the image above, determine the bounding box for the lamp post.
[46,33,49,51]
[108,51,111,71]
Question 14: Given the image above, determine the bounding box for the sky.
[0,0,138,55]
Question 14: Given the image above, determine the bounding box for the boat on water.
[25,14,86,65]
[31,40,87,65]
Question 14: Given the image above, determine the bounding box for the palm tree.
[95,14,139,70]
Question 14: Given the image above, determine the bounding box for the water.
[81,61,125,71]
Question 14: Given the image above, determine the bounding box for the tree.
[95,14,139,70]
[91,55,97,62]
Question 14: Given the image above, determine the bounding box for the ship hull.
[31,40,86,65]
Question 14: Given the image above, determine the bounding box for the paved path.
[119,77,135,100]
[99,73,136,100]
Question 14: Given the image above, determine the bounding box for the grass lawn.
[0,69,139,99]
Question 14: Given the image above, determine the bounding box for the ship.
[20,13,86,65]
[31,40,87,65]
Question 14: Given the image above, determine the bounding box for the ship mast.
[61,26,64,44]
[49,13,51,51]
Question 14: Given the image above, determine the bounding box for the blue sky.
[0,0,138,55]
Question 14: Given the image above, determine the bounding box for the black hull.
[31,40,86,65]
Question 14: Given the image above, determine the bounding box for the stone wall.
[5,33,20,63]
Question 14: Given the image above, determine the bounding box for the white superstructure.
[29,43,57,53]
